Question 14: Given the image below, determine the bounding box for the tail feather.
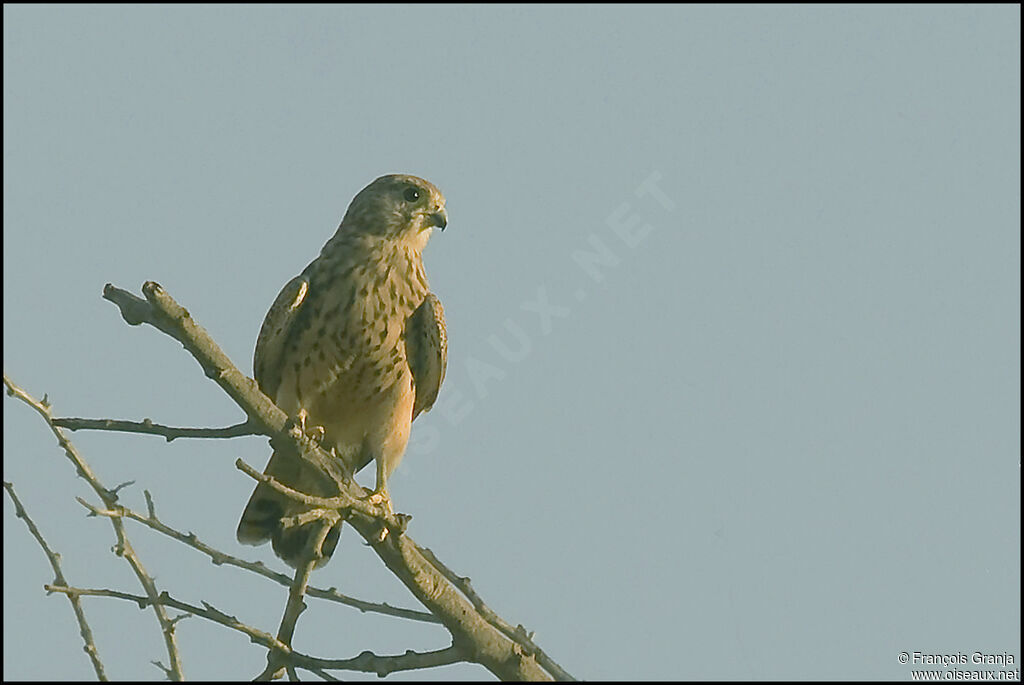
[237,451,342,569]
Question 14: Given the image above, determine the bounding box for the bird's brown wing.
[406,293,447,420]
[253,274,310,398]
[242,271,342,560]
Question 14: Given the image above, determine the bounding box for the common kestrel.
[237,174,448,568]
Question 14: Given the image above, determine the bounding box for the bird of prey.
[236,174,448,568]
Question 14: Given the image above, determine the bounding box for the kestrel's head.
[340,174,447,247]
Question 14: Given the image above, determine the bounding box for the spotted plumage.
[237,174,448,568]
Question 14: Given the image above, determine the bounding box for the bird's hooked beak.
[427,207,447,232]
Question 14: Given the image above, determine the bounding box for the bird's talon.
[309,425,326,444]
[293,410,326,444]
[364,490,395,517]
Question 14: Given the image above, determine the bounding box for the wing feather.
[253,274,309,399]
[406,293,447,420]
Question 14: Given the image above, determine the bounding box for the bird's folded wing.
[253,274,310,398]
[406,293,447,420]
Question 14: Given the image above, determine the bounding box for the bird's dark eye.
[403,187,421,203]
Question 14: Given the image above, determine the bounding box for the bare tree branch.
[50,417,258,441]
[103,280,563,679]
[256,521,332,681]
[3,373,187,680]
[418,546,575,681]
[45,585,290,656]
[232,457,411,535]
[311,644,466,677]
[6,280,574,680]
[44,585,463,678]
[3,481,109,681]
[77,491,439,624]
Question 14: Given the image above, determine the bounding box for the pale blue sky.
[4,5,1020,681]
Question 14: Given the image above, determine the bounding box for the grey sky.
[4,5,1020,680]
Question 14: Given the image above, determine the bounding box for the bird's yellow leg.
[364,457,394,516]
